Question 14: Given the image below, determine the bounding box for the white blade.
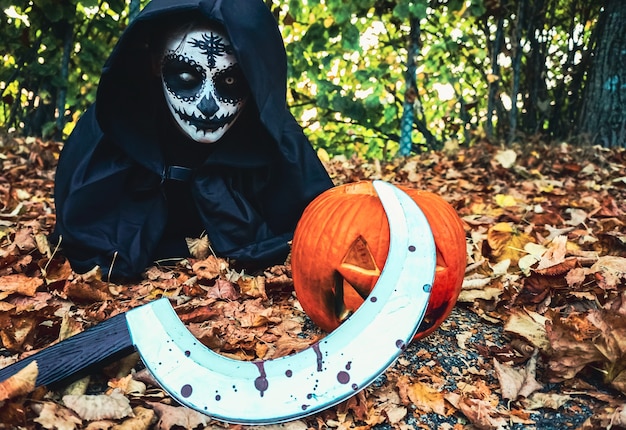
[126,180,436,424]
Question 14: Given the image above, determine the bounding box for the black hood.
[52,0,333,279]
[96,0,294,171]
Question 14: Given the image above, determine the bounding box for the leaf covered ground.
[0,134,625,430]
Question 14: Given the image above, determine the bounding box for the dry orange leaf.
[64,281,113,303]
[0,313,38,350]
[237,274,267,299]
[0,360,38,401]
[112,406,155,430]
[396,375,446,415]
[107,374,146,396]
[38,257,73,284]
[458,395,508,430]
[0,274,43,298]
[176,304,219,324]
[148,402,209,429]
[192,255,226,280]
[32,402,82,430]
[270,333,316,358]
[486,222,534,266]
[13,227,37,252]
[546,315,605,380]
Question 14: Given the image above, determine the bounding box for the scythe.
[0,180,436,424]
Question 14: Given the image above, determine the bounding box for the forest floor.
[0,134,625,430]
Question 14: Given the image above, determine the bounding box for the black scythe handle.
[0,312,135,387]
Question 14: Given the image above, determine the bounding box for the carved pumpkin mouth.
[332,235,448,322]
[332,235,380,321]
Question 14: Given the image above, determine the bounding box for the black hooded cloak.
[51,0,334,278]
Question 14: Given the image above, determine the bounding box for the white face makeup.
[161,26,249,143]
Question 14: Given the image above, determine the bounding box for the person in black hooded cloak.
[51,0,334,279]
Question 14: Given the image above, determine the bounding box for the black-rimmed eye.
[162,54,205,100]
[214,64,250,103]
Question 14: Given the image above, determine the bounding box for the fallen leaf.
[0,274,43,297]
[564,208,588,226]
[63,389,133,421]
[494,149,517,169]
[64,280,113,303]
[521,392,572,410]
[589,256,626,290]
[494,194,518,208]
[13,227,37,251]
[546,314,605,380]
[32,402,82,430]
[518,242,548,275]
[208,278,240,300]
[396,376,446,415]
[270,333,316,358]
[149,402,209,430]
[493,350,542,400]
[111,406,155,430]
[458,285,503,302]
[0,312,38,351]
[0,360,38,401]
[39,257,73,285]
[458,395,508,430]
[486,222,535,266]
[108,374,146,396]
[504,308,550,351]
[192,256,226,280]
[175,304,219,324]
[186,234,212,259]
[237,274,267,299]
[534,257,578,276]
[535,235,568,270]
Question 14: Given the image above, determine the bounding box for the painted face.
[161,26,249,143]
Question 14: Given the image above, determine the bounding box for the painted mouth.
[175,108,238,132]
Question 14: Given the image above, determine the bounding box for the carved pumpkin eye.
[291,180,467,341]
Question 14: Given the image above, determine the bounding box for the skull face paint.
[161,26,249,143]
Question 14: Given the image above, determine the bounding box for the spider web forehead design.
[189,32,234,69]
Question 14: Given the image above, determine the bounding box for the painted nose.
[197,93,219,117]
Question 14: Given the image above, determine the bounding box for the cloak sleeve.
[52,106,168,278]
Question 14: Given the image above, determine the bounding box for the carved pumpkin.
[291,181,467,340]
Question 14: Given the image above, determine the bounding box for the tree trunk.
[129,0,141,22]
[579,0,626,148]
[55,20,73,140]
[509,0,525,144]
[521,0,548,136]
[397,17,420,156]
[486,14,504,140]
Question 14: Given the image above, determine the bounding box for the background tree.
[0,0,132,139]
[578,0,626,148]
[1,0,619,158]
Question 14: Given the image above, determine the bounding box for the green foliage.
[0,0,150,138]
[0,0,606,157]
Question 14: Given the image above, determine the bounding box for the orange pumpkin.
[291,181,467,340]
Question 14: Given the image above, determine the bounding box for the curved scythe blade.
[126,180,436,424]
